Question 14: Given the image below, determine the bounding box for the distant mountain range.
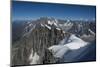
[12,17,96,66]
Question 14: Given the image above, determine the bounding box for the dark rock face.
[12,20,65,66]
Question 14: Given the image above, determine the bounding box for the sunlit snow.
[48,34,89,58]
[45,24,51,30]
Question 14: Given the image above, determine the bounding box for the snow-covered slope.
[60,41,96,62]
[47,18,58,27]
[66,35,88,50]
[48,34,89,58]
[12,17,96,66]
[29,49,40,64]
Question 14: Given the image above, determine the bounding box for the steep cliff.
[12,18,66,66]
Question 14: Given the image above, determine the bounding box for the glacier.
[48,34,89,58]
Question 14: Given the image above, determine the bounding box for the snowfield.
[29,49,40,64]
[66,35,89,50]
[48,34,89,58]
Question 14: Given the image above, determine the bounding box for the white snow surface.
[49,45,69,58]
[48,34,89,58]
[29,23,33,27]
[65,35,88,50]
[56,28,61,30]
[41,23,44,27]
[88,29,95,36]
[29,49,40,64]
[48,20,53,25]
[63,31,65,33]
[48,20,58,27]
[45,24,51,30]
[53,22,58,27]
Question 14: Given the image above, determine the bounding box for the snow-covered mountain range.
[12,17,96,66]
